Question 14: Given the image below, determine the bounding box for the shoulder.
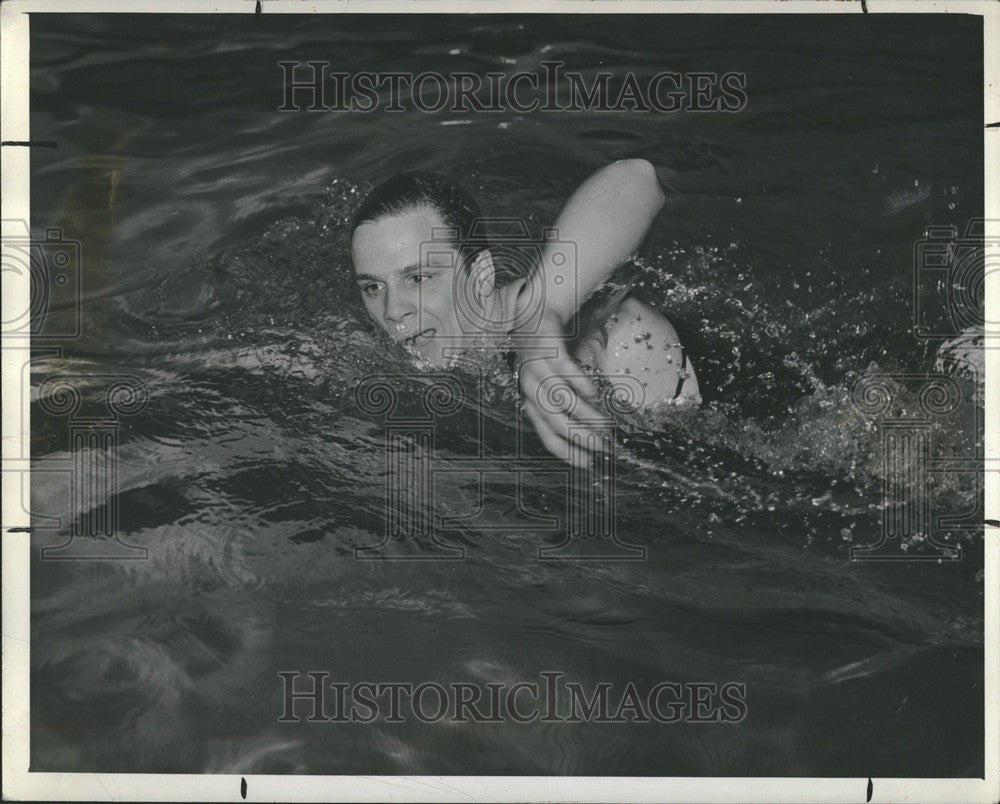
[602,297,681,357]
[592,296,700,410]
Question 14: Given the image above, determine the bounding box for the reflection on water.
[28,13,984,775]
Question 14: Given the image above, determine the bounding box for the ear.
[497,276,528,331]
[469,250,496,300]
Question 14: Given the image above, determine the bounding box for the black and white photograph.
[2,1,997,801]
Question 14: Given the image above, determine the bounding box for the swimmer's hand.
[513,311,613,470]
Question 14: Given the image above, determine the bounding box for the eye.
[360,282,384,298]
[408,274,433,286]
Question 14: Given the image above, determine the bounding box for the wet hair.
[350,171,491,272]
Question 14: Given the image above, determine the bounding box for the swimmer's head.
[350,172,500,363]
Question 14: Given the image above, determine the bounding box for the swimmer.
[349,159,700,468]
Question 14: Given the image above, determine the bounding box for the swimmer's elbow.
[610,158,665,213]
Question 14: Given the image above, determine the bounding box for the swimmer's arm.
[528,158,666,327]
[509,159,666,468]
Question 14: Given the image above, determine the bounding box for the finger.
[518,362,609,457]
[523,356,597,410]
[549,354,599,399]
[524,401,571,459]
[560,410,611,467]
[522,362,611,431]
[524,402,592,470]
[545,359,611,422]
[533,402,606,469]
[546,372,611,427]
[568,394,611,427]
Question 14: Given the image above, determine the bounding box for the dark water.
[28,14,985,775]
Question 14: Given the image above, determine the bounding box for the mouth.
[400,328,436,348]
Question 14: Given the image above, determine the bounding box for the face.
[351,205,492,363]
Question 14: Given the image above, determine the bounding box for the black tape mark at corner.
[6,527,34,533]
[255,0,261,15]
[984,520,1000,528]
[241,777,247,799]
[986,122,1000,129]
[861,0,868,13]
[867,777,874,802]
[1,140,58,148]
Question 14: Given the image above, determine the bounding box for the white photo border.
[2,1,997,801]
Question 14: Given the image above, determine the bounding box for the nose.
[382,289,418,330]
